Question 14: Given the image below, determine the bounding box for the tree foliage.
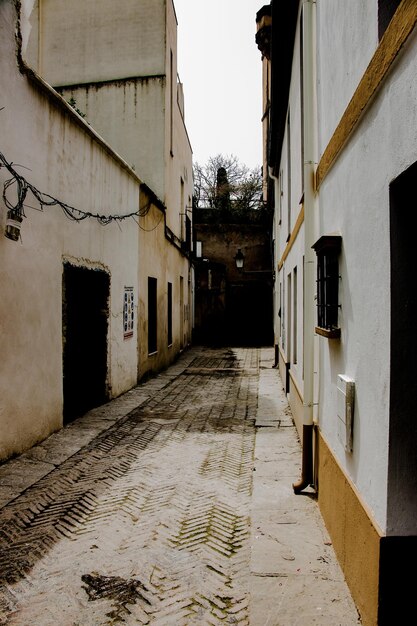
[193,154,263,214]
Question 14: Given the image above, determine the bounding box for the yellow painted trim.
[289,368,303,404]
[318,430,384,537]
[278,204,304,270]
[317,431,382,626]
[316,0,417,189]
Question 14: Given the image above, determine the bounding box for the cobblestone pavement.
[0,346,361,625]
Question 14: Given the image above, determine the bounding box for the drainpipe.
[269,168,280,367]
[293,0,317,494]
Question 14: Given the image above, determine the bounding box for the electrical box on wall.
[337,375,355,453]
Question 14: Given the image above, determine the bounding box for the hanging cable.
[0,150,153,227]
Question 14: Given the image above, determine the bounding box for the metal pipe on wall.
[293,0,317,494]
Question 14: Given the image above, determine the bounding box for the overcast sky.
[173,0,264,170]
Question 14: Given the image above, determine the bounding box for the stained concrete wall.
[56,78,167,206]
[21,0,193,245]
[0,1,140,460]
[22,0,166,84]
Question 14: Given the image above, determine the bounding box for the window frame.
[312,235,342,339]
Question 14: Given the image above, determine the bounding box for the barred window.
[312,235,341,338]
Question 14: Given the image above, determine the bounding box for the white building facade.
[257,1,417,624]
[22,0,194,380]
[0,0,193,460]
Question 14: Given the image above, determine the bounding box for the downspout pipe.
[269,168,280,367]
[293,0,317,494]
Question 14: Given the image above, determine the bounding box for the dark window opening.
[312,235,342,338]
[148,277,157,354]
[185,215,192,251]
[167,281,173,346]
[378,0,402,40]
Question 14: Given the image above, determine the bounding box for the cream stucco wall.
[0,0,141,460]
[137,197,191,380]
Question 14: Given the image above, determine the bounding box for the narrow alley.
[0,347,361,625]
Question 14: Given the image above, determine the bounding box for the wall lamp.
[234,247,275,279]
[234,248,245,270]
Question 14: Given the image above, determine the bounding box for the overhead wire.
[0,150,154,225]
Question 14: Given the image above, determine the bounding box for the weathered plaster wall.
[164,0,194,241]
[0,0,140,460]
[22,0,166,85]
[23,0,193,245]
[58,79,166,202]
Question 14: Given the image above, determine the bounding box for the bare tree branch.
[193,154,262,213]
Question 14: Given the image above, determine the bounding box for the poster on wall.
[123,287,134,339]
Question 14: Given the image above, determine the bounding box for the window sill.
[315,326,341,339]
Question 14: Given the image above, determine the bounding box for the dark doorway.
[389,163,417,534]
[226,280,273,347]
[63,264,110,423]
[382,159,417,626]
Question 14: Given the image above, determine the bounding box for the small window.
[167,282,173,346]
[293,266,297,364]
[312,235,342,338]
[148,277,157,354]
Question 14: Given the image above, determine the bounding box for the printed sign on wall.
[124,287,134,339]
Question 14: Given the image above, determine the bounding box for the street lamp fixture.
[234,248,245,270]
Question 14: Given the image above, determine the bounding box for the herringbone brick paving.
[0,348,259,625]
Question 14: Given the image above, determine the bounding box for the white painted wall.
[316,8,417,533]
[0,0,140,459]
[274,8,305,415]
[316,0,378,153]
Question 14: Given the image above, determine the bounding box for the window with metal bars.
[312,235,341,338]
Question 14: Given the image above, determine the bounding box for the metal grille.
[316,252,339,330]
